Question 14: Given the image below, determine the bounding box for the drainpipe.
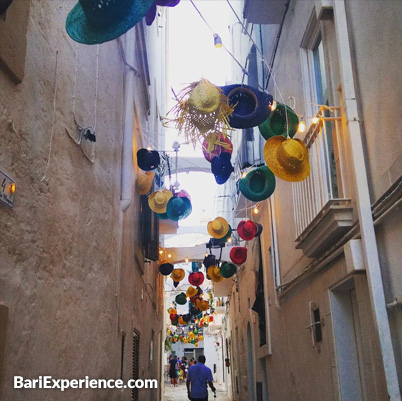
[334,2,401,400]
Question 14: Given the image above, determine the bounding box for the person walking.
[169,355,178,387]
[186,355,216,401]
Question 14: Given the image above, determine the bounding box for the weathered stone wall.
[0,1,165,400]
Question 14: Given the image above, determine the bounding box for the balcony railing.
[292,106,344,239]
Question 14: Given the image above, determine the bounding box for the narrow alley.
[1,0,402,401]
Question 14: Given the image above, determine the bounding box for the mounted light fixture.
[213,33,222,48]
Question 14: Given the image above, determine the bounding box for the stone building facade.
[0,1,167,400]
[224,0,402,400]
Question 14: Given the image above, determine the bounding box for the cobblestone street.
[163,382,231,401]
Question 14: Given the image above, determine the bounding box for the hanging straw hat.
[220,262,237,279]
[237,220,257,241]
[178,316,186,325]
[170,268,185,282]
[165,79,234,148]
[175,292,187,305]
[211,153,234,185]
[230,247,247,265]
[202,132,233,163]
[207,217,230,239]
[207,266,224,283]
[136,171,154,195]
[239,166,276,202]
[145,0,180,26]
[263,136,310,182]
[220,84,273,129]
[199,300,210,312]
[159,262,174,276]
[259,103,299,140]
[66,0,155,45]
[188,272,205,287]
[166,196,192,221]
[148,190,173,213]
[186,286,198,298]
[137,148,160,171]
[203,254,216,269]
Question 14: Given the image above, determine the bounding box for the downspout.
[333,2,401,400]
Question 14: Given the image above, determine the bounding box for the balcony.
[292,107,354,258]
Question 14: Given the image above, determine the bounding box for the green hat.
[239,166,276,201]
[220,262,237,279]
[175,293,187,305]
[66,0,155,45]
[259,103,299,140]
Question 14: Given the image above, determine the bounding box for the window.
[120,332,126,380]
[132,331,140,401]
[292,11,352,256]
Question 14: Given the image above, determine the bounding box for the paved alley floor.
[163,382,231,401]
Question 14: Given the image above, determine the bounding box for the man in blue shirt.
[186,355,216,401]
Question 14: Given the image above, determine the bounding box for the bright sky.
[163,1,238,248]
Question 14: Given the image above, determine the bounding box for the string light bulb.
[167,253,172,259]
[185,258,189,263]
[253,207,259,215]
[241,171,247,178]
[159,250,163,255]
[311,116,319,124]
[147,146,152,151]
[227,237,232,243]
[205,253,209,257]
[213,33,222,48]
[298,121,307,133]
[270,100,277,111]
[8,183,16,195]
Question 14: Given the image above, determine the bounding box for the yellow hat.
[186,286,198,298]
[263,136,310,182]
[207,266,224,283]
[178,316,185,325]
[195,299,202,309]
[199,300,210,312]
[148,190,173,213]
[170,268,185,282]
[136,171,154,195]
[207,217,230,239]
[188,79,221,114]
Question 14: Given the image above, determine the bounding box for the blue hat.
[239,166,276,201]
[220,84,273,129]
[211,153,234,185]
[166,196,192,221]
[137,148,160,171]
[66,0,155,45]
[159,262,174,276]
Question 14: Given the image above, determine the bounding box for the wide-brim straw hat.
[199,300,210,312]
[202,132,233,163]
[207,266,224,283]
[186,286,198,298]
[175,292,187,305]
[188,80,222,113]
[211,153,234,185]
[66,0,155,45]
[220,262,237,279]
[136,148,160,171]
[239,166,276,202]
[264,136,310,182]
[259,103,299,140]
[166,196,192,221]
[136,171,155,195]
[203,254,217,268]
[237,220,257,241]
[230,247,247,265]
[148,190,173,213]
[188,272,205,287]
[170,268,185,282]
[220,84,273,129]
[207,217,230,239]
[159,262,174,276]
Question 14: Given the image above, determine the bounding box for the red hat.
[237,220,257,241]
[188,271,205,287]
[230,247,247,264]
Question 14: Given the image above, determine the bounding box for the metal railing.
[292,107,342,238]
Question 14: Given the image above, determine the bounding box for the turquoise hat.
[166,196,192,221]
[66,0,155,45]
[239,166,276,202]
